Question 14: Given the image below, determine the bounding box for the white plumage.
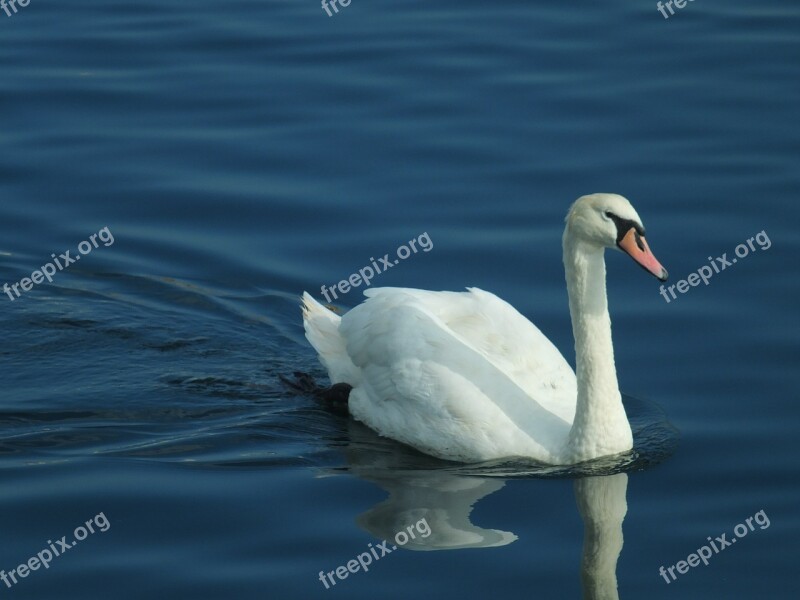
[302,194,667,464]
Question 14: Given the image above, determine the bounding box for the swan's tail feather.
[301,292,359,384]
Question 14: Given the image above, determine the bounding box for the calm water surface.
[1,1,798,598]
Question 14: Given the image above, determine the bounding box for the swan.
[301,193,667,464]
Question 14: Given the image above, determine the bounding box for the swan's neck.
[563,235,632,462]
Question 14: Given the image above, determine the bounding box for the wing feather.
[337,287,577,461]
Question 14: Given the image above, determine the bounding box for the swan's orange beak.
[618,228,668,281]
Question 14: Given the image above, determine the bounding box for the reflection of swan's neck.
[563,233,632,461]
[575,474,628,600]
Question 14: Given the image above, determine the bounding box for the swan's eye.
[604,211,614,219]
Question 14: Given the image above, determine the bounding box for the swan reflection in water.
[338,421,629,599]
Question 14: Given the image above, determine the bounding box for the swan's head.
[565,193,668,281]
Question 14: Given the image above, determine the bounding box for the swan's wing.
[428,287,577,420]
[358,287,577,420]
[337,287,576,462]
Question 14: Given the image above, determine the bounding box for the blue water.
[1,0,799,598]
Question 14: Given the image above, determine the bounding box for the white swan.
[302,194,667,464]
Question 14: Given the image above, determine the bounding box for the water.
[1,0,798,598]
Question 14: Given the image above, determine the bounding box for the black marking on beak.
[605,211,645,245]
[633,229,645,251]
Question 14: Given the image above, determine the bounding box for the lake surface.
[1,1,798,598]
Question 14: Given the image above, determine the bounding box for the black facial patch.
[605,211,645,244]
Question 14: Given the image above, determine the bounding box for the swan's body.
[302,194,667,464]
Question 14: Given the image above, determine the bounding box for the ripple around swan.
[1,0,798,598]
